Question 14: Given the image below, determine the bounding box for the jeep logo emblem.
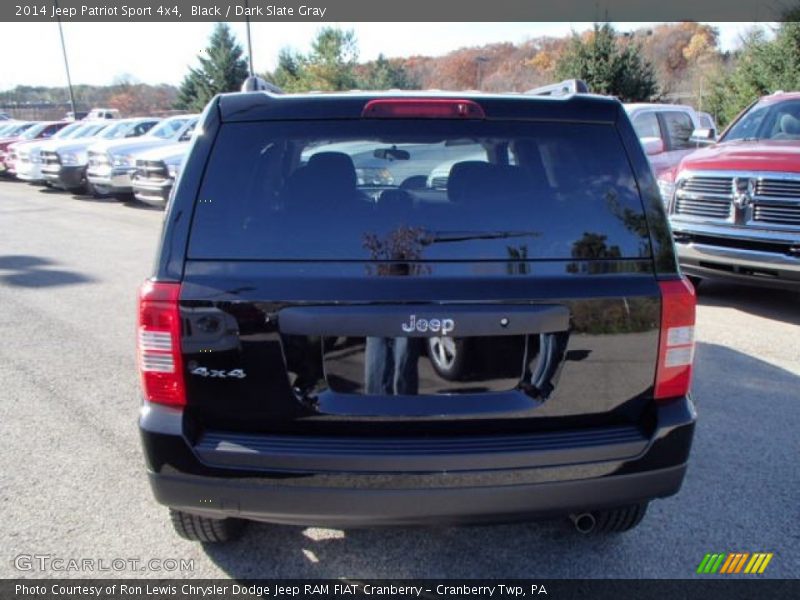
[732,177,755,210]
[401,314,454,335]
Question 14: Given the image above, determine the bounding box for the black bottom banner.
[2,579,797,600]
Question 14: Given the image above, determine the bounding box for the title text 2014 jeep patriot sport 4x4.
[137,87,697,542]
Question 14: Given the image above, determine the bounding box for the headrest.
[448,161,534,205]
[780,113,800,136]
[447,161,494,204]
[307,151,357,190]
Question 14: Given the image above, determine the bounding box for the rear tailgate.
[179,263,660,436]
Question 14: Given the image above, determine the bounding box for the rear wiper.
[426,230,541,244]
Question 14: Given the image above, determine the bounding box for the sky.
[0,21,772,91]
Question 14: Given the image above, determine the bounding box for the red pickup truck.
[662,92,800,290]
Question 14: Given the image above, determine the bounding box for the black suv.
[138,87,697,542]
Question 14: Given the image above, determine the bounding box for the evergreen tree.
[359,54,415,90]
[305,27,359,90]
[555,23,658,101]
[176,68,201,110]
[266,27,361,92]
[175,23,249,111]
[706,22,800,126]
[268,48,307,92]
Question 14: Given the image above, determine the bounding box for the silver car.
[86,115,197,196]
[131,142,190,208]
[41,118,159,192]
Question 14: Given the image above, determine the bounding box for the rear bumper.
[149,464,687,527]
[140,397,696,527]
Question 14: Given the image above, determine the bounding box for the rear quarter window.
[187,119,651,262]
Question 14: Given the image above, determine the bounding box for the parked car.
[86,108,120,120]
[664,91,800,290]
[41,117,160,193]
[625,104,707,199]
[1,121,69,174]
[0,121,34,140]
[0,122,22,139]
[87,115,197,196]
[13,120,91,184]
[131,142,190,208]
[138,86,697,543]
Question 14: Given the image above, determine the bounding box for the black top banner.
[3,0,794,22]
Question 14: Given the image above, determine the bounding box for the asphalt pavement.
[0,179,798,579]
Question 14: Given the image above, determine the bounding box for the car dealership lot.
[0,179,797,579]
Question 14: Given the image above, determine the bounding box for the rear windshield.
[188,120,650,261]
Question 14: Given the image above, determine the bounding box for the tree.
[640,22,719,97]
[267,27,360,92]
[108,84,177,116]
[176,69,201,110]
[306,27,359,90]
[175,23,249,111]
[358,54,415,90]
[706,22,800,126]
[555,23,658,101]
[269,48,305,91]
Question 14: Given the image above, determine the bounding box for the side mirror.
[641,136,664,156]
[179,128,195,142]
[690,128,716,146]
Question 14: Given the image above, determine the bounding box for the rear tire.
[168,509,247,543]
[687,276,703,291]
[592,502,648,534]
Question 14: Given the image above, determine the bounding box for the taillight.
[362,99,486,119]
[137,281,185,407]
[655,278,696,401]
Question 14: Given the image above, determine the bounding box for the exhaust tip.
[570,512,596,534]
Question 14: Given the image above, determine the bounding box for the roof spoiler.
[241,76,284,94]
[525,79,590,97]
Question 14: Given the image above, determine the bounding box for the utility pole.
[55,0,77,118]
[245,0,255,77]
[475,56,489,90]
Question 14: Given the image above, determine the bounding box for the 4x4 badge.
[190,367,246,379]
[732,177,755,210]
